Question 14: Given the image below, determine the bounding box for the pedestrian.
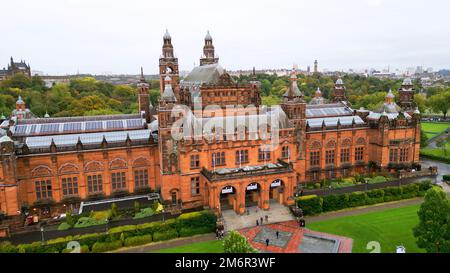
[256,219,259,226]
[265,238,270,247]
[247,209,250,216]
[276,231,279,239]
[300,190,304,197]
[220,230,224,239]
[260,217,263,225]
[215,228,219,239]
[265,215,268,223]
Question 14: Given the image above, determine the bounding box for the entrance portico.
[201,160,296,214]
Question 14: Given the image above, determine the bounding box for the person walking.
[276,231,279,239]
[260,217,264,225]
[265,215,268,223]
[256,219,259,226]
[215,228,219,239]
[265,238,270,247]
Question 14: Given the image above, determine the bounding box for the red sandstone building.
[0,31,421,218]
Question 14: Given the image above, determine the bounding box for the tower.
[158,76,179,174]
[137,68,151,123]
[398,78,416,113]
[199,31,219,66]
[159,29,179,97]
[281,69,307,159]
[314,60,318,73]
[332,77,347,103]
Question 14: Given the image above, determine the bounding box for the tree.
[428,91,450,119]
[413,187,450,253]
[420,129,428,147]
[223,231,258,253]
[435,137,448,156]
[261,79,272,96]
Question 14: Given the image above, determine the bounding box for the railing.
[202,159,293,182]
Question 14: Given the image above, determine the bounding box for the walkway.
[421,158,450,193]
[239,221,352,253]
[221,202,295,231]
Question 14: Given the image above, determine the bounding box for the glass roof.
[12,118,145,137]
[25,129,152,149]
[307,115,365,128]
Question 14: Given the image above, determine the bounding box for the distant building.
[0,57,31,80]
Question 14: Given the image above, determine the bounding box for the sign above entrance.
[221,186,234,194]
[271,179,282,188]
[246,183,258,191]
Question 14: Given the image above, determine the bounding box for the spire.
[315,87,322,97]
[205,30,212,41]
[163,29,171,40]
[140,67,145,83]
[385,89,395,103]
[162,76,177,102]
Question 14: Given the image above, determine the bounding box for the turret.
[200,30,219,66]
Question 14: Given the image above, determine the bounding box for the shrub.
[297,195,323,215]
[133,207,155,220]
[134,201,141,213]
[110,203,119,219]
[66,210,75,226]
[224,231,257,253]
[74,217,107,228]
[313,183,321,189]
[61,244,89,253]
[124,234,152,247]
[418,180,433,193]
[366,189,385,204]
[73,233,106,248]
[91,240,123,253]
[152,229,178,242]
[176,211,216,231]
[401,183,420,199]
[108,225,137,239]
[57,222,72,231]
[0,241,18,253]
[383,187,403,202]
[178,226,213,237]
[348,191,367,207]
[443,174,450,182]
[368,176,387,184]
[322,194,348,212]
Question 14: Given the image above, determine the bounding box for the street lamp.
[40,226,45,245]
[162,209,165,222]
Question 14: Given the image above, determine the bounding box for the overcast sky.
[1,0,449,75]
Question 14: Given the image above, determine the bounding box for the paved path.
[421,158,450,193]
[222,202,295,231]
[115,233,216,253]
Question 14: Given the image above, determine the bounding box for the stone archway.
[269,179,285,204]
[219,185,238,212]
[245,182,262,208]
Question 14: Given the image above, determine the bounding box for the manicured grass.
[420,148,450,160]
[152,240,224,253]
[421,122,450,139]
[307,204,424,253]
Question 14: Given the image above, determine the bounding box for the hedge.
[348,192,367,207]
[366,189,384,205]
[443,174,450,182]
[322,194,348,212]
[124,234,152,247]
[0,210,217,253]
[296,181,432,216]
[91,240,123,253]
[296,195,323,215]
[153,229,178,242]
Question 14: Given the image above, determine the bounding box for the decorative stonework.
[84,160,104,172]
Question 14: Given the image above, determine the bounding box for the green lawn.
[152,240,224,253]
[421,122,450,139]
[421,148,450,160]
[308,204,424,253]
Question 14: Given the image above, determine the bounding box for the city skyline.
[1,0,450,75]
